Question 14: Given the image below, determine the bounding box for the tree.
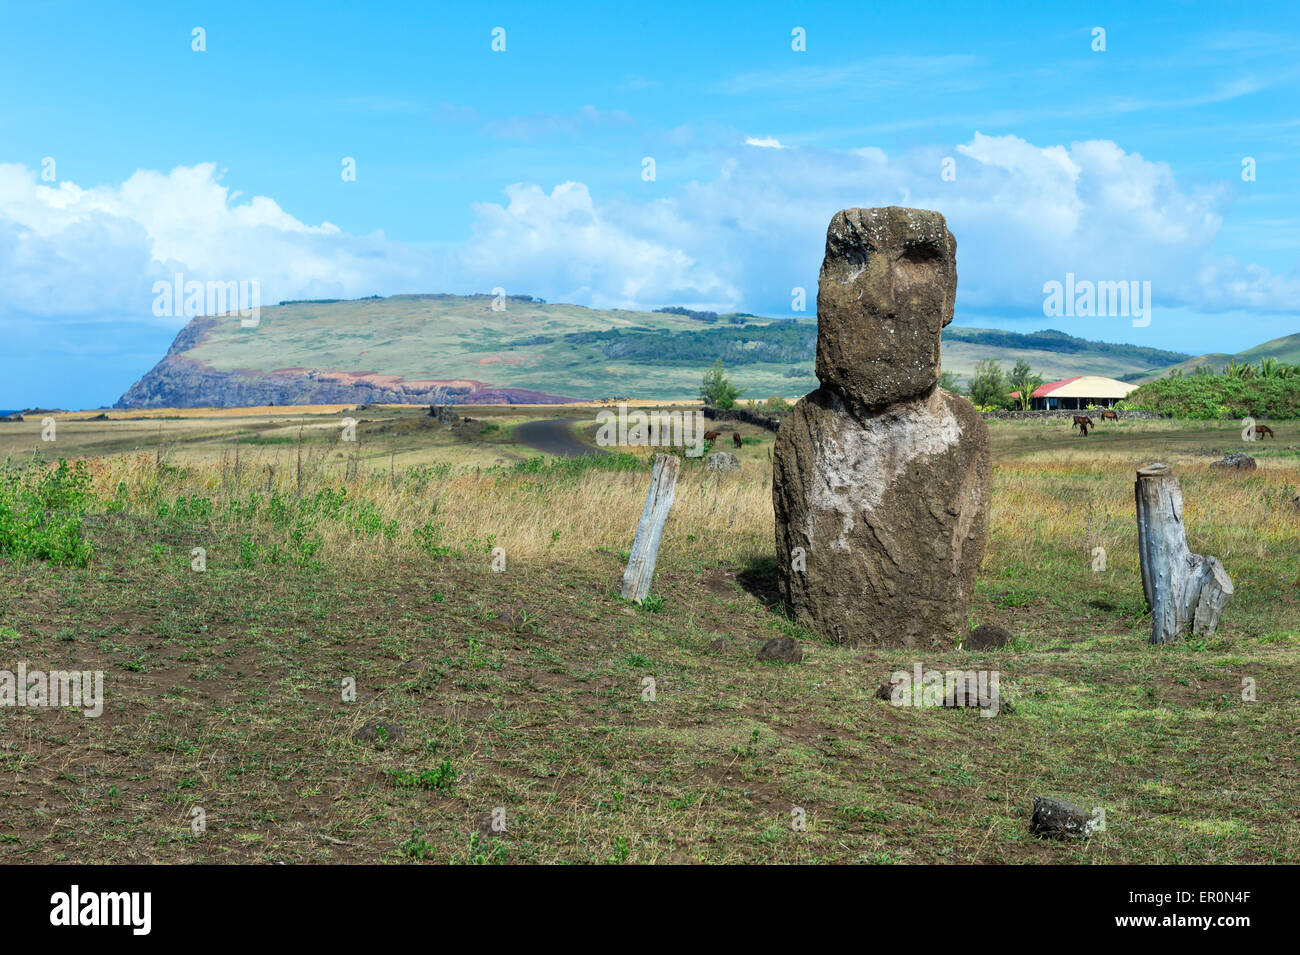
[937,370,962,394]
[967,358,1010,409]
[700,359,743,409]
[1007,359,1043,411]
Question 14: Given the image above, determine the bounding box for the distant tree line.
[654,306,759,325]
[558,323,1188,371]
[943,327,1189,366]
[946,358,1043,411]
[563,323,817,366]
[1167,358,1300,379]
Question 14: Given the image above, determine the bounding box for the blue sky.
[2,0,1298,408]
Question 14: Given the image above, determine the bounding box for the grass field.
[1,408,1297,863]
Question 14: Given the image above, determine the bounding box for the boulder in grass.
[756,636,803,664]
[1029,796,1098,840]
[1210,452,1256,471]
[966,624,1012,650]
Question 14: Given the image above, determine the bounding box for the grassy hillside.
[122,293,1191,406]
[1137,332,1300,382]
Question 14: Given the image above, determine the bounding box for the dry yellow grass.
[79,446,1299,583]
[84,450,771,567]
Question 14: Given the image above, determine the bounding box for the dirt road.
[514,418,607,457]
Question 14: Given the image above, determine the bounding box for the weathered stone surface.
[773,207,989,648]
[967,623,1012,650]
[1029,796,1097,840]
[756,636,803,664]
[1210,452,1256,470]
[815,207,957,408]
[705,451,740,472]
[774,386,989,646]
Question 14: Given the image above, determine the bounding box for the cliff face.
[115,316,578,408]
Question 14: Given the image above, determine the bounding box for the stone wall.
[979,409,1160,420]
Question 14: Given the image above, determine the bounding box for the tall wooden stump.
[1135,463,1233,643]
[621,454,680,603]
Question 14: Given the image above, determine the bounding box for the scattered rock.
[966,624,1012,650]
[874,681,896,701]
[707,637,731,653]
[774,207,991,647]
[88,412,109,420]
[354,721,405,748]
[1029,796,1097,840]
[756,636,803,664]
[941,674,1013,713]
[1210,452,1256,470]
[705,452,740,472]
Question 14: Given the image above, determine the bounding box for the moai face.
[815,207,957,408]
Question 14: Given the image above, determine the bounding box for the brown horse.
[1100,410,1119,421]
[703,430,721,442]
[1078,421,1090,436]
[1256,424,1275,439]
[1072,415,1095,430]
[732,431,743,449]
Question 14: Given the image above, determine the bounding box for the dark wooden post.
[621,454,680,603]
[1135,463,1233,643]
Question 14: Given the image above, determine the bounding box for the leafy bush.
[967,358,1012,409]
[1122,375,1300,419]
[700,359,744,409]
[390,759,457,791]
[0,459,95,565]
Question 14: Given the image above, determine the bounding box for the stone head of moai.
[815,206,958,408]
[772,206,989,648]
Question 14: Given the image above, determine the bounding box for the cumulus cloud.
[458,181,737,308]
[2,133,1298,336]
[0,162,432,325]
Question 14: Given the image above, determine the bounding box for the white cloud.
[2,133,1297,337]
[0,162,431,324]
[744,136,787,149]
[459,181,737,307]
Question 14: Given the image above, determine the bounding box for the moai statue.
[773,207,991,647]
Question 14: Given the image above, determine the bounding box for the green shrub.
[390,759,457,791]
[1123,376,1300,419]
[0,459,95,566]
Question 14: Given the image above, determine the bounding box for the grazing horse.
[703,430,721,442]
[1072,415,1095,430]
[1256,424,1275,439]
[1100,410,1119,421]
[1078,421,1090,436]
[733,431,743,449]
